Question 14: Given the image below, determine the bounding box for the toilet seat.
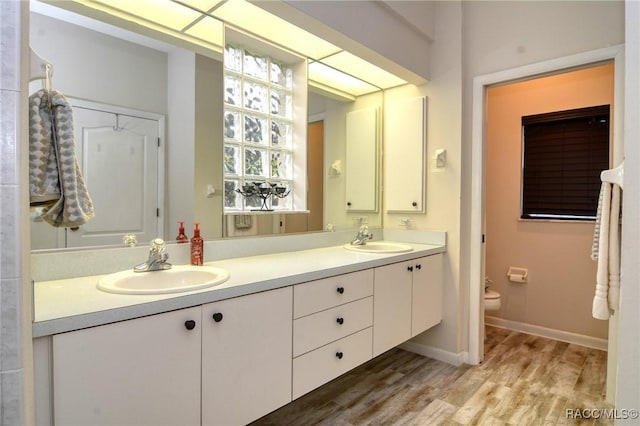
[484,290,500,300]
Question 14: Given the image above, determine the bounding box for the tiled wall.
[0,0,25,424]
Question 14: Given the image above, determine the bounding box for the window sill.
[224,210,310,216]
[518,218,595,224]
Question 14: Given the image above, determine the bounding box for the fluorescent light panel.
[66,0,409,96]
[308,62,379,97]
[322,51,406,90]
[174,0,223,13]
[92,0,201,31]
[185,15,223,46]
[212,0,341,60]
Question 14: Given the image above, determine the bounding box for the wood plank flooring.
[251,326,611,425]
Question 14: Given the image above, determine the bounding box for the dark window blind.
[522,105,610,220]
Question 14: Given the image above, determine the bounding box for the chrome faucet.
[134,238,172,272]
[350,225,373,246]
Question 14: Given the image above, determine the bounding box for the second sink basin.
[97,265,230,295]
[343,241,413,254]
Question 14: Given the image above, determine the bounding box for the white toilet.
[484,289,501,340]
[484,289,501,312]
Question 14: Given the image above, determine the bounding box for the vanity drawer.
[293,296,373,357]
[292,327,372,400]
[293,269,374,318]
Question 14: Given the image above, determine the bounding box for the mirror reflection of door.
[285,120,324,233]
[30,102,163,249]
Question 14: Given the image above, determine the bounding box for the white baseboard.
[398,341,467,366]
[485,316,608,351]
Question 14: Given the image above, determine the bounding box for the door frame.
[69,98,166,243]
[468,45,625,366]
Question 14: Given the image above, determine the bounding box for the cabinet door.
[345,107,379,211]
[53,307,201,426]
[202,287,293,426]
[385,96,426,213]
[412,254,444,336]
[373,261,412,357]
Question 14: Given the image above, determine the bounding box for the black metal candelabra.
[236,182,290,211]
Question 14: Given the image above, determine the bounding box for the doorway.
[469,47,624,403]
[284,120,324,233]
[484,64,613,347]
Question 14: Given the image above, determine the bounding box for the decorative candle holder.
[235,182,290,211]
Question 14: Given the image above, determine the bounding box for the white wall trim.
[469,45,624,365]
[485,317,608,351]
[399,341,467,367]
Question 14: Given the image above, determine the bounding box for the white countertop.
[33,241,445,337]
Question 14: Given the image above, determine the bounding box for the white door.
[67,105,161,247]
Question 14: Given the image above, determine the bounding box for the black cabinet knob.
[336,351,344,359]
[336,286,345,294]
[212,312,224,323]
[336,317,344,325]
[347,202,352,207]
[184,320,196,330]
[412,201,418,207]
[408,265,414,272]
[416,264,422,270]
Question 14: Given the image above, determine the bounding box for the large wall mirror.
[28,0,384,251]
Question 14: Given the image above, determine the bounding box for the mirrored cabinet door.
[385,96,427,213]
[345,106,379,212]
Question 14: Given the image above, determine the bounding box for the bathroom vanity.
[32,232,445,426]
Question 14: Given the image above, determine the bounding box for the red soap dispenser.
[191,222,204,266]
[176,221,188,243]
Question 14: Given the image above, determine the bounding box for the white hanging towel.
[591,181,621,319]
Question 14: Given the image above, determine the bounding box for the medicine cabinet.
[385,96,427,213]
[345,106,380,212]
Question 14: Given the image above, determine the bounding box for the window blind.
[521,105,610,220]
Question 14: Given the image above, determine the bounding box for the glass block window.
[223,43,294,212]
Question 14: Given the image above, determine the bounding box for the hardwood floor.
[251,326,611,425]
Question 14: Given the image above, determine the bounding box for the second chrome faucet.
[350,225,373,246]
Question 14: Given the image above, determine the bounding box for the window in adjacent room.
[521,105,610,220]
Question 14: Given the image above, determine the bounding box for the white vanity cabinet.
[39,245,446,426]
[373,254,443,357]
[292,270,374,399]
[201,286,293,426]
[50,287,293,426]
[52,306,202,426]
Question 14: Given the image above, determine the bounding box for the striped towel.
[591,183,605,261]
[29,89,94,227]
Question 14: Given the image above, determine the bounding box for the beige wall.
[485,64,614,339]
[383,1,463,354]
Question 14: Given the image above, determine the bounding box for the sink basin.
[343,241,413,254]
[97,265,230,295]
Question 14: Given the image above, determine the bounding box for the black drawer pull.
[336,351,344,359]
[212,312,223,323]
[416,264,422,270]
[336,317,344,325]
[184,320,196,330]
[336,286,345,294]
[408,266,414,272]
